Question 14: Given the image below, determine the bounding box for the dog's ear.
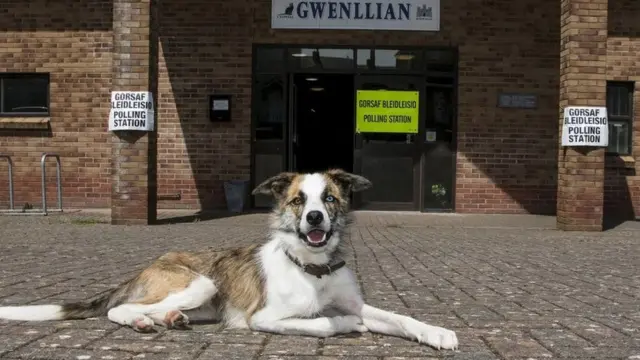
[325,169,372,194]
[252,172,298,198]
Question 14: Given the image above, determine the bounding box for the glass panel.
[423,144,454,210]
[256,47,284,72]
[374,49,423,71]
[607,84,632,117]
[2,76,49,114]
[289,48,354,70]
[607,120,631,155]
[425,87,454,144]
[357,49,373,70]
[254,75,285,140]
[426,49,456,72]
[426,76,454,86]
[254,153,283,208]
[362,156,413,203]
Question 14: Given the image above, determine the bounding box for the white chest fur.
[251,240,355,323]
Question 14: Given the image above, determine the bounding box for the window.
[0,73,50,116]
[288,48,354,70]
[606,81,634,155]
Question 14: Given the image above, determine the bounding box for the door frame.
[250,44,459,212]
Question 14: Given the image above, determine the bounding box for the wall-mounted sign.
[356,90,419,133]
[561,106,609,147]
[209,95,232,122]
[497,93,538,109]
[271,0,440,31]
[108,91,154,131]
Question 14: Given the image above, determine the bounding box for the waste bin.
[224,179,248,213]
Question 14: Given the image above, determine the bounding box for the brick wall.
[155,0,560,213]
[0,1,113,210]
[0,0,561,214]
[605,0,640,222]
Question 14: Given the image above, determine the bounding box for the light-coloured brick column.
[557,0,608,231]
[111,0,158,225]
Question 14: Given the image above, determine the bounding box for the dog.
[0,169,458,350]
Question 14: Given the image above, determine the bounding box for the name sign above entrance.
[271,0,440,31]
[356,90,419,133]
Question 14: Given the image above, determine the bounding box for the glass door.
[353,75,423,210]
[421,84,455,211]
[421,51,457,211]
[251,74,287,208]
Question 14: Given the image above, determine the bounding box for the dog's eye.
[325,195,335,202]
[292,197,303,205]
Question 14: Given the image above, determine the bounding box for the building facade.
[0,0,637,230]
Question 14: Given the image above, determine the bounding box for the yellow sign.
[356,90,419,133]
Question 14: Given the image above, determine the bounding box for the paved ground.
[0,210,638,360]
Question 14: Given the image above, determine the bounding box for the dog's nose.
[306,211,324,226]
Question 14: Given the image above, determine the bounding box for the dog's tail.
[0,284,131,321]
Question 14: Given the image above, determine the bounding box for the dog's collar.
[284,250,346,279]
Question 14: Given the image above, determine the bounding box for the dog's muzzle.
[298,228,334,247]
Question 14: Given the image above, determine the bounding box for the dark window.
[606,81,634,155]
[0,73,50,116]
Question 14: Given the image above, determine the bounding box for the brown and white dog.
[0,169,458,350]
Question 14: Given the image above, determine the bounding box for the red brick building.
[0,0,637,230]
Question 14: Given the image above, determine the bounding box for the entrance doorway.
[251,45,458,212]
[291,74,354,173]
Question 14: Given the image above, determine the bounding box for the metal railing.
[0,153,63,216]
[40,153,63,215]
[0,155,13,211]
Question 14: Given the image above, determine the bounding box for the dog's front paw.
[414,325,458,350]
[336,315,368,333]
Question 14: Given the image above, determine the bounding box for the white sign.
[561,106,608,147]
[271,0,440,31]
[212,99,229,111]
[108,91,155,131]
[426,130,436,142]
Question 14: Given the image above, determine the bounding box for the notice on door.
[561,106,608,147]
[356,90,419,134]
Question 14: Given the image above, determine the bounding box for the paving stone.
[483,335,554,359]
[5,347,136,360]
[34,328,112,349]
[195,343,261,359]
[550,345,640,358]
[263,336,320,355]
[260,357,379,360]
[558,318,631,346]
[529,328,593,349]
[87,339,204,356]
[158,329,265,344]
[322,333,376,346]
[321,344,438,357]
[107,327,164,342]
[0,212,639,359]
[0,333,49,356]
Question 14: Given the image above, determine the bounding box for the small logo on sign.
[416,5,432,20]
[278,3,294,18]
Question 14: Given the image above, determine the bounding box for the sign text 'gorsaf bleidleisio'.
[272,0,440,31]
[108,91,155,131]
[561,106,609,147]
[356,90,419,133]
